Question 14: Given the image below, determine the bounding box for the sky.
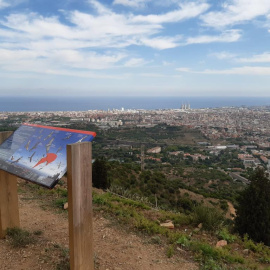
[0,0,270,97]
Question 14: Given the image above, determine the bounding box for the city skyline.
[0,0,270,97]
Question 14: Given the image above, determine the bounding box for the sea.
[0,96,270,112]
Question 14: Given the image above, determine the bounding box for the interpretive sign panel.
[0,124,96,188]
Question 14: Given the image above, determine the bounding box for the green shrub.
[217,228,236,243]
[150,236,162,244]
[243,234,264,253]
[176,235,191,248]
[192,205,224,231]
[54,198,68,209]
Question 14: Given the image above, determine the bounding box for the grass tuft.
[7,227,36,248]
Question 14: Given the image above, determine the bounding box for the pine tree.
[92,158,109,189]
[235,168,270,245]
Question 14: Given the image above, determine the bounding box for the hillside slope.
[0,182,197,270]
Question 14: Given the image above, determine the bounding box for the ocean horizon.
[1,96,270,112]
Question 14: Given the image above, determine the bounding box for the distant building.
[198,141,210,146]
[227,144,239,149]
[260,156,268,164]
[181,103,191,110]
[147,147,161,154]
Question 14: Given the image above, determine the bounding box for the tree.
[235,168,270,245]
[92,159,109,189]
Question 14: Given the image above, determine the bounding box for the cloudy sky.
[0,0,270,97]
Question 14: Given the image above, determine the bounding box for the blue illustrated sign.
[0,124,96,188]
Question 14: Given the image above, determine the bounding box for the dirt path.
[0,194,198,270]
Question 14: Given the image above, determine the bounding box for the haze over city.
[0,0,270,97]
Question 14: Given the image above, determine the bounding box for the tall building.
[181,103,191,110]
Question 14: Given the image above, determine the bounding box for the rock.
[63,202,68,210]
[216,240,227,248]
[160,221,174,229]
[243,249,249,255]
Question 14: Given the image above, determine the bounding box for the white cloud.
[238,52,270,63]
[0,0,9,9]
[185,30,241,45]
[0,0,247,79]
[162,61,173,66]
[201,0,270,28]
[140,36,181,49]
[124,58,147,67]
[139,73,168,77]
[202,66,270,75]
[113,0,150,8]
[133,2,209,24]
[209,51,237,60]
[176,66,270,75]
[176,67,191,72]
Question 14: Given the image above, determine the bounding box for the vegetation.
[91,191,269,269]
[192,205,225,231]
[17,177,270,269]
[92,158,110,189]
[6,227,37,248]
[235,168,270,245]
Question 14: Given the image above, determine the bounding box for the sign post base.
[0,132,20,238]
[67,142,94,270]
[0,171,20,239]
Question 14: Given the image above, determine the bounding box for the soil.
[0,189,198,270]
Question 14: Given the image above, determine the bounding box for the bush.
[217,228,236,243]
[92,159,110,189]
[192,205,224,231]
[235,168,270,245]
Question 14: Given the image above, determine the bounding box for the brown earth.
[0,191,198,270]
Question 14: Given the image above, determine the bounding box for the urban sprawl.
[1,105,270,175]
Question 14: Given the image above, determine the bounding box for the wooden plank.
[67,142,94,270]
[0,171,20,238]
[0,131,20,238]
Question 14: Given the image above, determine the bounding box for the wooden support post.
[0,131,13,143]
[67,142,94,270]
[0,131,20,238]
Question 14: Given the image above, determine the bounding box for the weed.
[192,241,220,261]
[55,246,70,270]
[176,235,191,248]
[243,234,264,253]
[199,258,225,270]
[7,227,36,248]
[56,188,68,198]
[134,217,166,235]
[33,230,43,236]
[217,228,236,243]
[54,198,68,209]
[166,244,175,258]
[150,236,162,244]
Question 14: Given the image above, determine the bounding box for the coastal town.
[1,105,270,174]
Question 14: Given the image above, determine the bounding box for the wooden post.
[0,131,13,143]
[0,131,20,238]
[0,171,20,238]
[67,142,94,270]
